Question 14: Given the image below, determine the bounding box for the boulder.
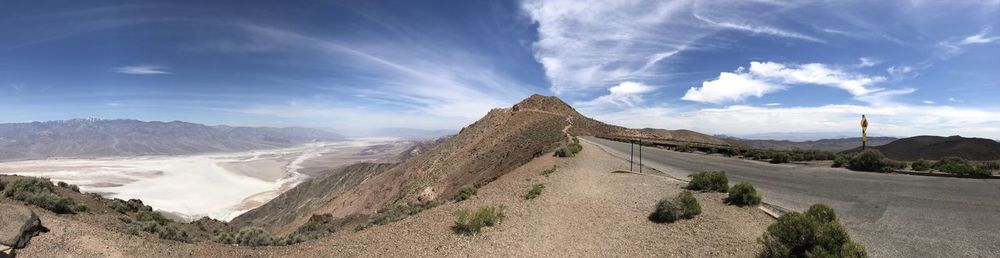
[0,203,46,249]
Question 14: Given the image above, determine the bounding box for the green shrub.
[758,204,867,258]
[911,159,931,171]
[979,161,1000,171]
[727,182,762,206]
[369,202,438,225]
[453,205,505,235]
[554,146,573,157]
[136,210,171,225]
[846,149,890,172]
[3,177,77,214]
[687,171,728,192]
[139,221,190,242]
[541,165,557,177]
[212,229,236,245]
[73,204,89,213]
[770,152,790,164]
[675,191,701,219]
[933,157,991,178]
[108,199,133,214]
[567,142,583,154]
[455,185,477,202]
[235,227,273,246]
[525,183,544,200]
[650,191,701,223]
[832,155,848,168]
[649,197,680,223]
[676,145,693,152]
[353,224,367,232]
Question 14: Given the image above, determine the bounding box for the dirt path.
[247,139,775,257]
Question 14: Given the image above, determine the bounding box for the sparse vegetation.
[846,149,892,172]
[453,205,505,235]
[911,159,931,171]
[687,171,729,192]
[554,146,574,157]
[525,183,545,200]
[933,157,991,178]
[758,204,867,258]
[769,152,790,164]
[370,201,440,225]
[649,191,701,223]
[541,165,557,177]
[56,181,81,192]
[832,154,848,168]
[138,221,191,242]
[726,182,762,206]
[3,177,77,214]
[675,144,693,152]
[455,185,477,201]
[234,227,272,246]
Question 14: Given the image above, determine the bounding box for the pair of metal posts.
[630,139,642,173]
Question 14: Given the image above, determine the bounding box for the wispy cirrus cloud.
[113,65,170,75]
[940,27,1000,55]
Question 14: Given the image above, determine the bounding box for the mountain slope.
[248,94,727,234]
[0,119,344,161]
[859,135,1000,161]
[735,137,898,152]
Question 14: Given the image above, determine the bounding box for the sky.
[1,0,999,139]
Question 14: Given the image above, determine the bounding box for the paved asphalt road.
[584,136,1000,258]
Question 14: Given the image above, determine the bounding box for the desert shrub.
[3,177,77,214]
[453,205,505,235]
[136,210,171,225]
[567,139,583,154]
[572,136,580,145]
[139,221,190,242]
[846,149,891,172]
[727,182,762,206]
[911,159,931,171]
[758,204,867,258]
[770,152,791,164]
[455,185,477,201]
[676,144,693,152]
[370,202,439,225]
[57,181,69,188]
[213,229,236,245]
[554,146,573,157]
[979,161,1000,171]
[687,171,728,192]
[933,157,991,178]
[675,191,701,219]
[107,199,134,214]
[353,224,367,232]
[235,227,272,246]
[525,183,544,200]
[275,232,307,246]
[541,165,557,177]
[832,155,848,168]
[650,191,701,223]
[649,197,680,223]
[73,204,89,213]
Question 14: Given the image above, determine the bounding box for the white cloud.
[233,25,532,122]
[113,65,170,75]
[682,70,782,104]
[586,103,1000,139]
[857,57,879,67]
[922,100,935,104]
[693,13,825,43]
[682,61,889,104]
[765,103,782,106]
[521,0,701,95]
[576,81,656,109]
[940,27,1000,55]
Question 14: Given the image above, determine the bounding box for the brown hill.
[854,135,1000,161]
[243,94,728,234]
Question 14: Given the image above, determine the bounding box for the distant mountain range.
[733,137,899,152]
[358,127,457,140]
[850,135,1000,161]
[0,118,344,161]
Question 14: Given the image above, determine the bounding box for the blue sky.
[2,0,999,138]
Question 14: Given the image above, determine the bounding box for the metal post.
[639,139,643,173]
[629,140,634,172]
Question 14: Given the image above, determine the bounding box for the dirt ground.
[16,140,774,257]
